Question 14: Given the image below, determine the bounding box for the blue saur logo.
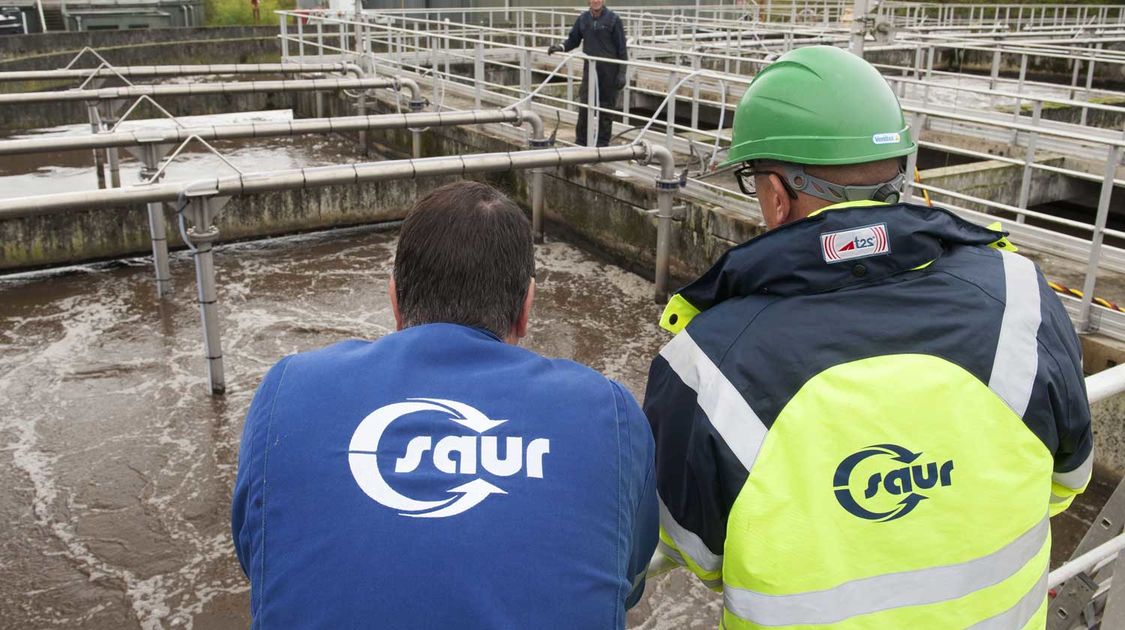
[833,444,954,522]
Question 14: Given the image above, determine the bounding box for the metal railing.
[277,7,1125,336]
[1048,361,1125,628]
[0,133,676,394]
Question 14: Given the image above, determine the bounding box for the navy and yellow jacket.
[643,202,1093,629]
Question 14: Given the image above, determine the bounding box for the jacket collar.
[660,203,1002,333]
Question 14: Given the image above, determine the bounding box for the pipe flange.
[528,138,553,149]
[187,225,220,243]
[408,99,427,112]
[656,178,680,191]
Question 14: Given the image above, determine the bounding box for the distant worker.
[644,45,1092,629]
[547,0,628,147]
[232,181,657,629]
[250,0,260,23]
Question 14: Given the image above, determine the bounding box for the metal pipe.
[103,105,121,188]
[0,78,404,106]
[0,142,657,395]
[0,109,531,156]
[140,144,172,298]
[185,196,226,395]
[1086,361,1125,405]
[0,62,362,83]
[527,114,550,243]
[87,103,107,189]
[1078,144,1122,332]
[1049,533,1125,589]
[649,144,677,303]
[0,143,652,218]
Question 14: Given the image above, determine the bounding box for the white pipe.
[1049,533,1125,589]
[1086,362,1125,405]
[0,78,402,105]
[0,63,359,83]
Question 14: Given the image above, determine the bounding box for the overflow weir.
[5,3,1125,628]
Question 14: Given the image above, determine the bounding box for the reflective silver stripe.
[965,568,1047,630]
[1053,451,1094,490]
[630,568,647,593]
[657,539,687,566]
[702,577,724,590]
[723,516,1049,626]
[988,251,1042,418]
[659,331,767,472]
[659,496,723,573]
[1050,493,1069,504]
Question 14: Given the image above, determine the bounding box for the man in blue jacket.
[232,181,657,628]
[548,0,628,147]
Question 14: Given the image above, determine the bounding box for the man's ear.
[512,278,536,342]
[388,277,404,332]
[765,173,793,228]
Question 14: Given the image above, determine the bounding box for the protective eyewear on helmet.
[735,162,905,205]
[733,166,798,200]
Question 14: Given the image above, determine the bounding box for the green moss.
[205,0,297,26]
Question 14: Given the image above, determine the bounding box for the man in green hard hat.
[643,45,1092,629]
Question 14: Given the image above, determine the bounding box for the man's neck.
[591,7,603,17]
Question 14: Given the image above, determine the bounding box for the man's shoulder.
[283,337,374,370]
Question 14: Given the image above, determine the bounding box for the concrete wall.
[1091,393,1125,477]
[0,176,446,270]
[921,156,1085,214]
[0,26,276,62]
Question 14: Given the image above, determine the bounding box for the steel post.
[849,0,868,57]
[1016,100,1042,221]
[654,180,676,303]
[529,134,551,244]
[666,71,677,151]
[280,14,290,60]
[474,43,483,109]
[409,98,426,159]
[358,92,368,155]
[87,103,107,189]
[649,145,677,304]
[140,144,172,298]
[103,107,122,188]
[690,55,700,131]
[185,196,226,395]
[1012,54,1028,136]
[903,113,922,205]
[1077,144,1122,332]
[587,59,598,148]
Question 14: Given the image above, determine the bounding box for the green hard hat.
[722,45,917,167]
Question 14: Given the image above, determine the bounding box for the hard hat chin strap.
[765,161,905,205]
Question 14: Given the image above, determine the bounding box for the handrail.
[0,62,361,83]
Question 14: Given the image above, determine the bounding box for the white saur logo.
[348,398,550,518]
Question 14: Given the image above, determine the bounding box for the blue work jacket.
[233,323,657,629]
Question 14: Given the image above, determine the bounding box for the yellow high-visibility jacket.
[644,202,1093,629]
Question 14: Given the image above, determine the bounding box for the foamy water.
[0,226,718,629]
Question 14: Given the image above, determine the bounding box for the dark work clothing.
[563,8,628,67]
[577,68,619,147]
[563,8,628,147]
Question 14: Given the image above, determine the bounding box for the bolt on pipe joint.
[408,98,426,113]
[187,224,221,243]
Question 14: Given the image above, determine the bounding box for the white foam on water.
[0,230,715,629]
